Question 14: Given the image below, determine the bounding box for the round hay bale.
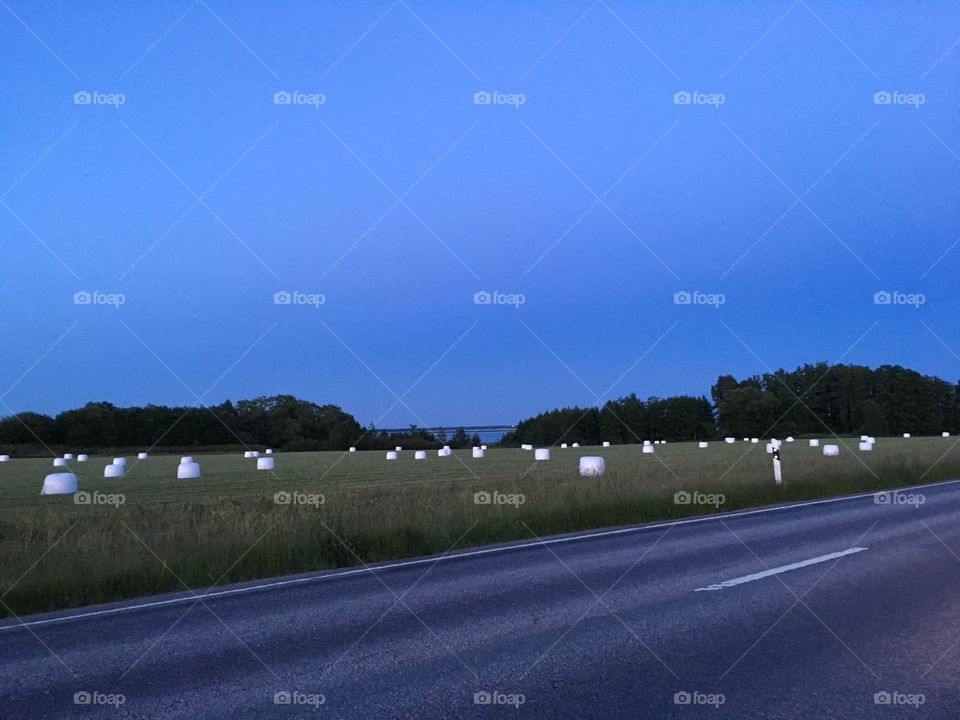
[534,448,550,461]
[943,432,950,438]
[572,442,580,448]
[63,453,74,460]
[257,457,275,470]
[725,437,735,444]
[785,437,795,443]
[386,451,398,460]
[180,456,193,464]
[699,441,709,449]
[349,447,357,453]
[178,462,201,479]
[41,472,77,495]
[77,454,88,462]
[472,447,485,458]
[560,443,568,449]
[579,456,605,476]
[104,463,124,478]
[0,454,9,462]
[53,458,67,467]
[602,441,611,448]
[113,457,126,466]
[395,446,403,452]
[750,438,759,444]
[137,452,148,460]
[903,433,911,438]
[809,439,820,447]
[642,445,655,455]
[414,450,427,460]
[858,442,872,451]
[265,449,273,454]
[822,444,840,457]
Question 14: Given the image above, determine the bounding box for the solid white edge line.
[3,477,959,631]
[694,546,869,591]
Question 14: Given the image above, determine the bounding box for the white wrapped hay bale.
[867,437,876,444]
[699,441,709,449]
[180,456,193,464]
[858,442,872,451]
[809,439,820,447]
[903,433,911,438]
[41,472,77,495]
[481,445,488,450]
[138,452,148,460]
[349,447,357,453]
[63,453,74,460]
[643,440,651,447]
[265,449,273,454]
[257,457,275,470]
[178,461,201,479]
[943,432,950,438]
[386,451,398,460]
[742,437,748,442]
[602,441,611,448]
[772,439,781,449]
[104,463,124,478]
[785,437,795,443]
[750,438,759,444]
[534,448,550,461]
[77,454,88,462]
[395,446,403,452]
[414,450,427,460]
[560,443,568,449]
[472,447,485,458]
[642,445,655,454]
[860,435,868,442]
[113,457,126,466]
[244,451,256,458]
[765,444,774,454]
[0,454,9,462]
[579,456,605,477]
[725,437,735,444]
[572,442,580,448]
[53,458,67,467]
[822,444,840,457]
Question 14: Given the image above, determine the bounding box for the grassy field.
[1,437,958,617]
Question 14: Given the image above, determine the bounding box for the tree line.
[0,395,485,453]
[502,363,960,445]
[2,364,957,452]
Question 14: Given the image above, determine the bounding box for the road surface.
[4,479,960,718]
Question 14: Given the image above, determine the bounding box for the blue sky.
[0,0,957,429]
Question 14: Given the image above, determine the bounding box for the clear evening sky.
[1,1,957,429]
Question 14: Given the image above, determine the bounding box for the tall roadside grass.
[2,439,958,617]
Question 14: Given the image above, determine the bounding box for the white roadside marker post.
[773,446,782,485]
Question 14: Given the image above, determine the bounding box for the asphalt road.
[4,480,960,718]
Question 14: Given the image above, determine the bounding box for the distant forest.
[501,363,960,445]
[0,395,480,453]
[1,364,957,452]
